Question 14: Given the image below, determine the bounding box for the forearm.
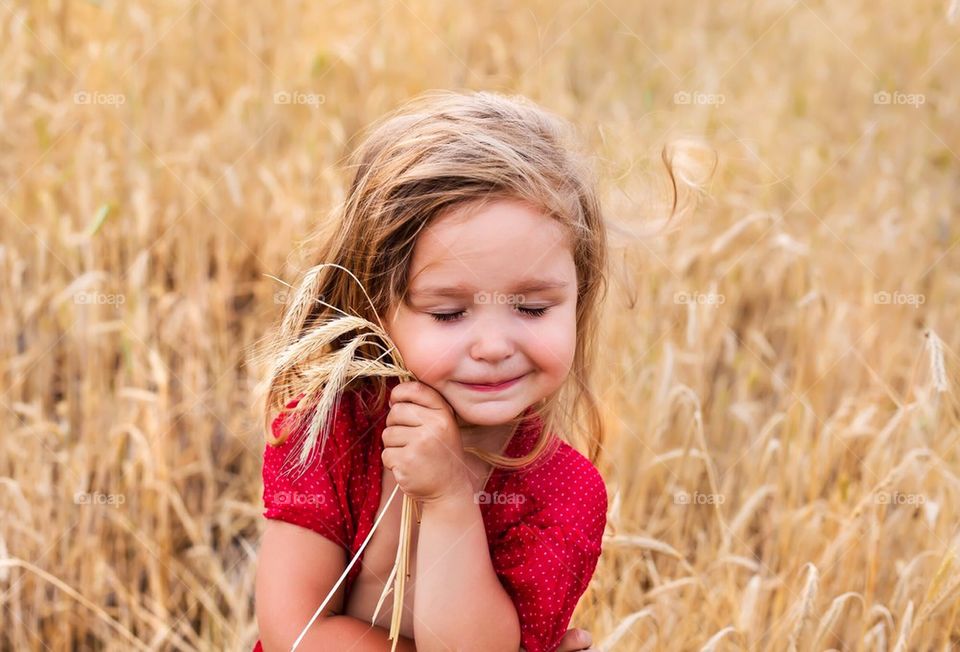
[414,483,520,652]
[263,614,417,652]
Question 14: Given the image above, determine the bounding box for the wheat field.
[2,0,959,650]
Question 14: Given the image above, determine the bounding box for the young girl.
[254,90,610,652]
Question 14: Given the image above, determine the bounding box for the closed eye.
[430,305,550,323]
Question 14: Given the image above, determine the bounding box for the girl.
[254,90,611,652]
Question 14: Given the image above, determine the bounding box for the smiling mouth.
[456,373,528,392]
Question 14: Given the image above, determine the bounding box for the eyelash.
[430,306,550,323]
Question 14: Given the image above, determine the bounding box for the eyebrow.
[410,279,570,297]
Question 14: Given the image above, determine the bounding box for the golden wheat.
[3,0,960,649]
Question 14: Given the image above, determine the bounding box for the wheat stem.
[291,484,404,650]
[285,264,420,651]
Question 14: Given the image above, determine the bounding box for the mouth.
[456,373,529,392]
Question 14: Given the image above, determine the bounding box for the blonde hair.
[258,89,694,473]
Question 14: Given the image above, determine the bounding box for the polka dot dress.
[254,377,608,652]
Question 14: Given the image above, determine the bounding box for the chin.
[449,399,523,426]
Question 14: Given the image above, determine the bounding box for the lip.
[457,373,528,392]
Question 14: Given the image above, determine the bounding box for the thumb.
[557,627,592,651]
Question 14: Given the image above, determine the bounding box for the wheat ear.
[280,264,418,652]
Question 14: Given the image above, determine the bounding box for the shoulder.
[264,379,387,473]
[520,440,606,501]
[269,379,384,441]
[512,440,608,534]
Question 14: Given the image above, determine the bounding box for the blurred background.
[2,0,959,649]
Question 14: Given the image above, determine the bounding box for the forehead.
[407,199,575,295]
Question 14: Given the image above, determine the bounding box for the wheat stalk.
[810,591,863,649]
[699,625,738,651]
[892,600,915,652]
[786,562,819,652]
[279,264,419,652]
[926,329,948,393]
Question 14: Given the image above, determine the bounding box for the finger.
[381,446,408,472]
[390,380,445,411]
[385,401,423,428]
[557,628,592,652]
[556,630,578,652]
[381,446,396,471]
[576,630,592,648]
[381,424,413,448]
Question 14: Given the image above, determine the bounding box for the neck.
[456,417,517,454]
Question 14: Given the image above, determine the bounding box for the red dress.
[253,377,607,652]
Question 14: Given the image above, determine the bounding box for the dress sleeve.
[490,457,608,652]
[260,393,355,552]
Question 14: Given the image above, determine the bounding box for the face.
[385,198,578,428]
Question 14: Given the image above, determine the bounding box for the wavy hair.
[257,89,706,475]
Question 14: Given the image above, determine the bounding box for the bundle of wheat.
[268,264,421,652]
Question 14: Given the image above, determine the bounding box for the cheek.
[393,317,461,382]
[529,309,577,376]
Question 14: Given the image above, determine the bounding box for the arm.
[255,520,417,652]
[413,480,521,652]
[287,616,417,652]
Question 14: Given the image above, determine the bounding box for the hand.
[382,380,472,503]
[518,627,595,652]
[557,627,595,651]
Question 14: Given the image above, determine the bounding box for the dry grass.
[2,0,960,650]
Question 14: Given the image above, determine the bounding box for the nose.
[469,318,516,363]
